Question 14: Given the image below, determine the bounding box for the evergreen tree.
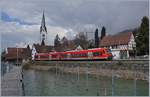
[54,34,61,51]
[136,16,149,55]
[95,28,99,48]
[27,45,30,49]
[100,26,106,40]
[1,50,6,61]
[61,36,68,46]
[61,36,69,51]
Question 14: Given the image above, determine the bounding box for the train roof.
[65,48,107,52]
[36,48,109,55]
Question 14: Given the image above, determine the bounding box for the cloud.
[1,0,148,29]
[1,20,69,49]
[0,0,149,49]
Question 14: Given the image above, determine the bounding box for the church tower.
[40,11,47,45]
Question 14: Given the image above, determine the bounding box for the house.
[75,45,83,50]
[100,32,136,59]
[32,43,54,53]
[5,46,31,64]
[31,43,54,60]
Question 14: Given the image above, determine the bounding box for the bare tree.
[74,32,88,49]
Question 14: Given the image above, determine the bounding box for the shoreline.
[23,61,149,81]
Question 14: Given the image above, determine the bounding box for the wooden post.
[112,72,115,96]
[104,88,107,96]
[21,65,25,96]
[134,65,137,96]
[77,65,80,81]
[86,64,89,91]
[17,47,18,65]
[56,64,57,80]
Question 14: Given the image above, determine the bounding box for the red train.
[34,48,113,61]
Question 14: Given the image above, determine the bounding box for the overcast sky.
[0,0,149,50]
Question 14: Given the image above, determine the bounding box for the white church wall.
[31,46,37,60]
[128,34,136,50]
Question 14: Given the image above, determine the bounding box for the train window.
[71,54,74,57]
[49,55,51,59]
[52,55,57,58]
[62,54,67,58]
[93,52,101,56]
[81,53,87,57]
[51,55,54,58]
[71,53,87,57]
[84,53,88,57]
[64,54,67,58]
[74,54,76,57]
[79,54,83,57]
[72,54,74,57]
[67,53,71,58]
[79,54,81,57]
[79,54,82,57]
[76,54,79,57]
[73,54,77,57]
[88,52,93,57]
[35,55,38,58]
[77,54,79,57]
[40,55,49,58]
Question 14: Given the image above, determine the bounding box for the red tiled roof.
[6,48,31,60]
[33,44,54,53]
[100,32,132,47]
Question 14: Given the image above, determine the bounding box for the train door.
[49,54,51,60]
[88,52,93,59]
[67,53,71,59]
[38,55,40,60]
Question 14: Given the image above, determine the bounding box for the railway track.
[34,59,149,65]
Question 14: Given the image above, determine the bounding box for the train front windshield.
[106,49,112,53]
[106,49,113,60]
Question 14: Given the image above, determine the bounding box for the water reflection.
[23,69,149,96]
[1,62,13,76]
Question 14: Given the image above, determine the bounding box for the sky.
[0,0,149,50]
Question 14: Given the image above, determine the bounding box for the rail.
[34,59,149,64]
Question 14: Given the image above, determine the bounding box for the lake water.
[23,69,149,96]
[1,62,13,76]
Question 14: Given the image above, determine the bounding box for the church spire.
[40,11,47,33]
[40,11,47,45]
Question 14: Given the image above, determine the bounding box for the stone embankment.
[23,60,149,81]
